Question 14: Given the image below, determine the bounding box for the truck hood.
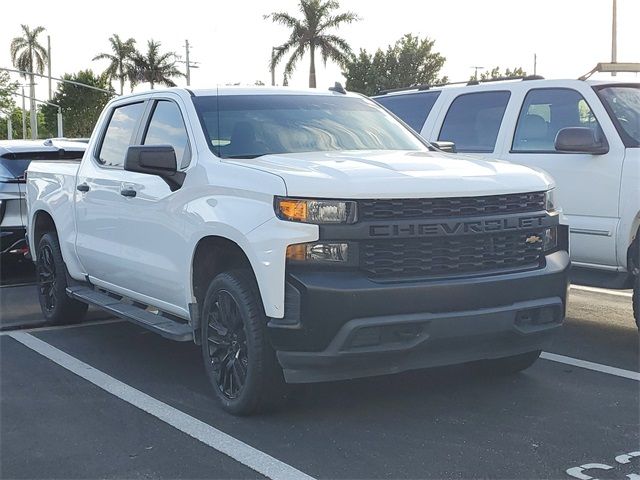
[225,150,554,198]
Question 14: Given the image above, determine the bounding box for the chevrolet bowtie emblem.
[525,235,543,244]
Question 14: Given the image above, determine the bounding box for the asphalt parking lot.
[1,258,638,480]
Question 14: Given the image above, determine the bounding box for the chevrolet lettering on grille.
[368,214,549,238]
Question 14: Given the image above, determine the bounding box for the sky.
[2,0,639,101]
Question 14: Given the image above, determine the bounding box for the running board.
[67,286,193,341]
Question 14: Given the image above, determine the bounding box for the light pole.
[612,0,617,76]
[48,35,52,99]
[21,85,27,139]
[271,45,286,86]
[2,109,12,140]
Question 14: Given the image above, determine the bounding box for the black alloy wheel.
[205,290,249,399]
[35,232,88,325]
[200,270,285,415]
[37,243,57,314]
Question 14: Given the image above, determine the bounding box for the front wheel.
[633,272,639,329]
[36,232,88,325]
[200,270,285,415]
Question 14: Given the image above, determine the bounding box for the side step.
[67,286,193,342]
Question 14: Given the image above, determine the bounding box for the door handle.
[76,183,90,192]
[120,189,137,198]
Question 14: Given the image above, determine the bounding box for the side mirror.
[554,127,609,155]
[431,141,457,153]
[125,145,185,191]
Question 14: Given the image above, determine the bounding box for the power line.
[0,67,116,95]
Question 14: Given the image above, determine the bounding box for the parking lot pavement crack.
[7,331,316,480]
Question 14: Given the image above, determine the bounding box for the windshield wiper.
[224,154,268,159]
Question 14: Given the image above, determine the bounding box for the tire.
[481,350,541,374]
[633,271,639,330]
[36,232,88,325]
[200,269,285,415]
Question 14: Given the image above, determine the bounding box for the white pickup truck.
[26,87,569,414]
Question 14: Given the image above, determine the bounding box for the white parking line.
[0,319,123,336]
[8,331,315,480]
[570,285,633,298]
[541,352,640,381]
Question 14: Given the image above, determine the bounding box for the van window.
[375,91,441,132]
[512,88,602,152]
[438,91,510,152]
[97,102,145,167]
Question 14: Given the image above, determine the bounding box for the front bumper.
[269,250,570,383]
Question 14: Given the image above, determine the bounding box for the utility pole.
[533,53,537,76]
[612,0,617,76]
[6,116,12,140]
[177,40,199,87]
[48,35,52,99]
[21,85,26,139]
[185,40,191,86]
[471,66,484,81]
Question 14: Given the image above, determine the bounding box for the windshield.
[192,94,428,158]
[596,85,640,146]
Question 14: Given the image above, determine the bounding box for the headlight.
[286,242,350,263]
[275,197,357,224]
[544,189,556,212]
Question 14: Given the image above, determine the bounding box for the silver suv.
[0,140,85,257]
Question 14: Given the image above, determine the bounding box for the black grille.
[360,231,544,279]
[359,192,546,221]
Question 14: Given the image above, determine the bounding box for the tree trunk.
[29,74,37,139]
[309,44,316,88]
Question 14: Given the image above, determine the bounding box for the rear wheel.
[482,350,541,374]
[633,271,639,330]
[36,232,88,325]
[200,269,285,415]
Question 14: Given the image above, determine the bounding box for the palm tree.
[266,0,359,88]
[92,34,137,95]
[10,25,48,137]
[131,40,183,90]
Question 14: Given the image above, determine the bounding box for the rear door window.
[512,88,602,152]
[438,91,511,152]
[375,91,441,132]
[97,102,145,167]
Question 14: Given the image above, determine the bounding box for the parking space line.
[0,319,123,335]
[541,352,640,381]
[7,331,315,480]
[570,285,633,298]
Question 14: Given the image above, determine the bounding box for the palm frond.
[318,11,359,31]
[266,12,303,30]
[283,44,307,80]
